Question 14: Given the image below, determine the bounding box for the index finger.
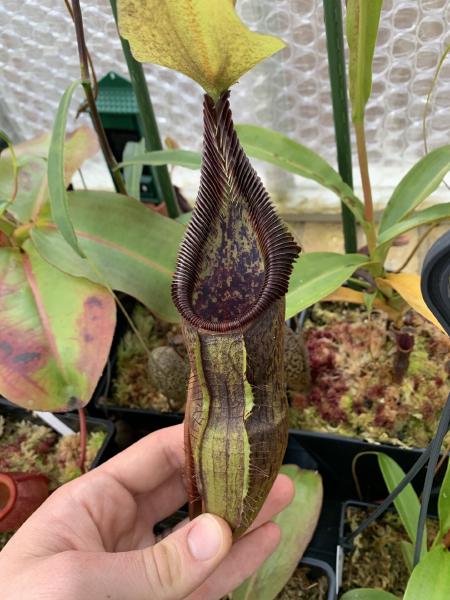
[98,424,185,495]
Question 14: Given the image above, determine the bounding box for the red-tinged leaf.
[31,190,184,323]
[0,242,115,411]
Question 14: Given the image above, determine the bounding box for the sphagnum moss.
[289,303,450,448]
[0,414,106,547]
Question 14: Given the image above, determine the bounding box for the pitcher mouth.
[0,474,17,521]
[172,92,300,333]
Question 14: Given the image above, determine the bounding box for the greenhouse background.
[1,0,450,212]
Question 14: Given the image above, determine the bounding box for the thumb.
[74,514,232,600]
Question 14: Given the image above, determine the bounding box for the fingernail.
[187,514,223,561]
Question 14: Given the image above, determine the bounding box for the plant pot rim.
[0,473,17,522]
[300,556,337,600]
[289,428,426,454]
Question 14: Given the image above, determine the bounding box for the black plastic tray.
[289,429,425,501]
[421,229,450,336]
[90,298,185,435]
[92,356,183,437]
[288,429,432,573]
[0,402,115,469]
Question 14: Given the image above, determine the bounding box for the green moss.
[108,304,188,412]
[408,337,438,378]
[0,531,13,549]
[0,417,106,491]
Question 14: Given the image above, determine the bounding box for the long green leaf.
[176,211,192,225]
[0,242,115,411]
[117,128,367,227]
[378,203,450,247]
[341,590,398,600]
[377,453,427,558]
[118,149,202,170]
[375,203,450,261]
[346,0,383,123]
[437,460,450,543]
[285,252,368,318]
[404,546,450,600]
[31,190,184,323]
[122,138,145,199]
[235,124,365,224]
[0,131,19,218]
[48,81,85,257]
[230,466,322,600]
[400,540,414,573]
[379,145,450,234]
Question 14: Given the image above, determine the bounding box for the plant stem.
[354,121,376,254]
[64,0,99,117]
[323,0,357,254]
[77,407,87,474]
[393,224,437,273]
[109,0,180,218]
[70,0,127,196]
[348,276,372,290]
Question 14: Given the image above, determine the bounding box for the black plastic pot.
[288,429,427,570]
[421,229,450,336]
[336,499,437,596]
[337,500,376,596]
[287,430,429,575]
[0,402,115,469]
[290,429,425,501]
[300,557,337,600]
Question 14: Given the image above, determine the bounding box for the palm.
[1,425,293,600]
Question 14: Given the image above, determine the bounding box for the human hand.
[0,424,294,600]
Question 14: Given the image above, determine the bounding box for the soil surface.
[341,505,439,597]
[221,565,328,600]
[276,565,329,599]
[289,303,450,447]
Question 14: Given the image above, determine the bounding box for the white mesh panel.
[1,0,449,208]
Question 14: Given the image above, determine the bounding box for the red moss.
[289,303,450,447]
